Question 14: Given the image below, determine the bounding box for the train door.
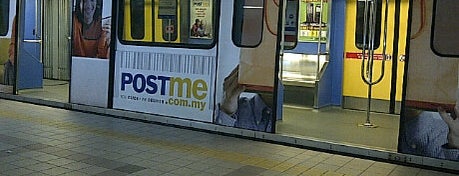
[113,0,219,121]
[16,0,43,90]
[42,0,71,85]
[0,0,16,93]
[214,0,282,132]
[112,0,282,133]
[342,0,409,115]
[399,0,459,164]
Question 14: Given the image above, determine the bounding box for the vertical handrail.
[315,0,324,81]
[359,0,389,128]
[313,0,325,108]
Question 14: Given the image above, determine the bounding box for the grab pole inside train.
[358,0,389,128]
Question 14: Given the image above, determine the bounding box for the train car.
[111,0,282,132]
[2,0,459,171]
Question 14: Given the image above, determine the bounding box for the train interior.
[4,0,414,152]
[15,0,71,102]
[275,0,408,151]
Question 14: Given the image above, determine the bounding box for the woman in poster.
[4,16,16,85]
[191,18,205,37]
[73,0,110,59]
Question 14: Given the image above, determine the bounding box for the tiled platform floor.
[0,99,457,176]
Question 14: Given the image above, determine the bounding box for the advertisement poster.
[0,0,15,93]
[113,53,215,122]
[70,0,112,107]
[72,0,111,59]
[298,0,328,42]
[190,0,212,38]
[400,0,459,161]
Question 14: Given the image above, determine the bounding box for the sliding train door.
[16,0,43,90]
[113,0,219,121]
[0,0,16,93]
[342,0,409,115]
[399,0,459,162]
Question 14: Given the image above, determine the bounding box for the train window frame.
[284,0,299,50]
[354,0,382,50]
[0,0,10,36]
[430,0,459,57]
[232,0,264,48]
[117,0,219,49]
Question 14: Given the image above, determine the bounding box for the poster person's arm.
[438,106,459,160]
[220,66,245,115]
[438,106,459,149]
[97,18,110,59]
[217,66,244,127]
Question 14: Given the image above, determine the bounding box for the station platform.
[0,99,457,176]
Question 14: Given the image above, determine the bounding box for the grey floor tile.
[60,161,93,170]
[127,168,165,176]
[131,158,161,168]
[58,171,90,176]
[27,162,58,172]
[79,157,126,169]
[36,146,64,154]
[205,166,235,175]
[113,164,147,174]
[223,165,267,176]
[93,169,128,176]
[168,167,201,176]
[27,172,50,176]
[0,163,20,172]
[9,158,42,167]
[78,165,111,175]
[46,157,76,166]
[23,143,53,150]
[150,163,181,173]
[40,166,73,176]
[64,153,93,161]
[185,162,215,171]
[2,167,35,176]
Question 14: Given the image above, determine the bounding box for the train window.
[130,0,146,40]
[119,0,216,47]
[232,0,264,47]
[431,0,459,57]
[355,0,382,50]
[0,0,10,36]
[284,0,299,50]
